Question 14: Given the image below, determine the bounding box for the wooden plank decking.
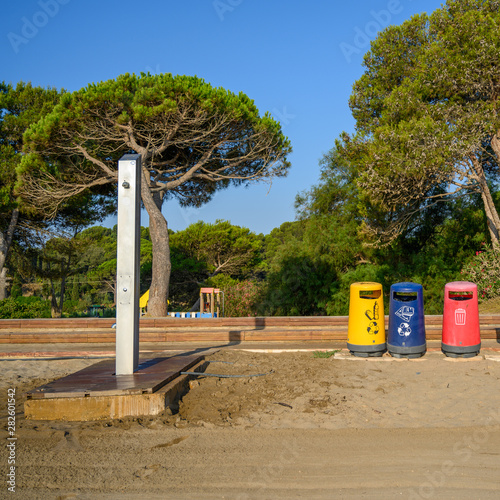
[26,351,207,400]
[24,351,213,420]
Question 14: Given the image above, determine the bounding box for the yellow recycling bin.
[347,282,386,357]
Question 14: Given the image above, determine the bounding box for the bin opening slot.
[393,291,417,302]
[448,291,473,301]
[359,290,381,299]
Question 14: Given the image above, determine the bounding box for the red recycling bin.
[442,281,481,357]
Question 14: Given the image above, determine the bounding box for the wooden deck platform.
[24,350,212,421]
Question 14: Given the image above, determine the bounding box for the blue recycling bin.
[388,282,426,358]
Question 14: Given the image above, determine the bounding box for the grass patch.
[312,350,339,359]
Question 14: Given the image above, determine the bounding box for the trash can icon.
[388,282,426,358]
[347,282,386,357]
[442,281,481,357]
[455,308,466,326]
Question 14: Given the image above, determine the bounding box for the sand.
[1,349,500,499]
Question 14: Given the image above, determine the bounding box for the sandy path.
[1,350,500,499]
[9,426,500,499]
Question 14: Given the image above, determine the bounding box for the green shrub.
[102,307,116,318]
[0,297,51,319]
[461,245,500,302]
[224,280,265,317]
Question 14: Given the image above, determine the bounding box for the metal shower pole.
[115,154,141,375]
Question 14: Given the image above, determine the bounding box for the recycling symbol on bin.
[395,306,415,322]
[365,302,380,335]
[398,322,412,337]
[395,306,414,337]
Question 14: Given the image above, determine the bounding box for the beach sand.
[1,349,500,499]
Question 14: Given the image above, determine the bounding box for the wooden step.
[0,315,498,343]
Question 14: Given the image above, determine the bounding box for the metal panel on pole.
[115,154,141,375]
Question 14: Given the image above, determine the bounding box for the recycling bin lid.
[351,282,383,299]
[351,281,382,289]
[391,282,422,293]
[445,281,476,291]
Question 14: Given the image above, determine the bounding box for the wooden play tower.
[200,287,223,318]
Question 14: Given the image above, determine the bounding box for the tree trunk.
[48,254,71,318]
[111,279,117,306]
[0,208,19,275]
[491,130,500,160]
[49,279,61,318]
[472,156,500,248]
[141,171,171,317]
[58,273,67,317]
[0,268,8,300]
[480,190,500,248]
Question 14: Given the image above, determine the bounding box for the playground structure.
[140,287,224,318]
[199,287,223,318]
[168,287,224,318]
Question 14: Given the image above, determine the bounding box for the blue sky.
[3,0,444,235]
